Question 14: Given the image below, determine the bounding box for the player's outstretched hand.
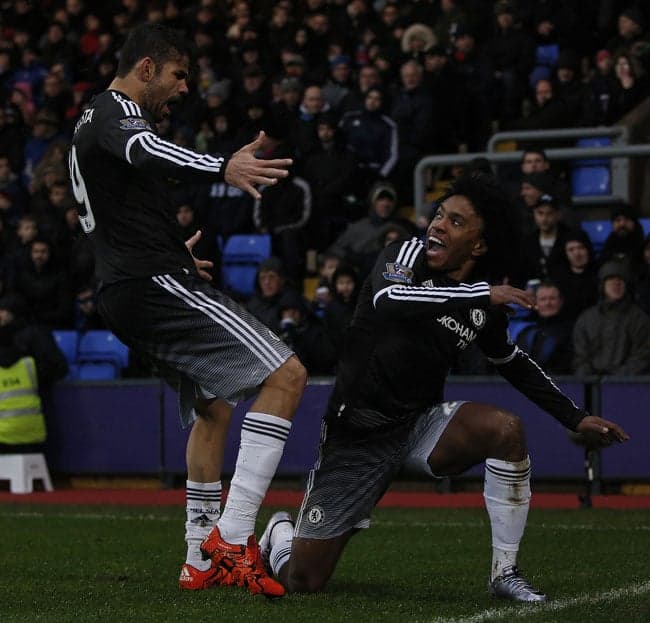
[224,131,293,200]
[575,415,630,447]
[489,285,535,311]
[185,230,214,282]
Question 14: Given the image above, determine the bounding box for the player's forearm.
[493,348,586,431]
[126,132,229,182]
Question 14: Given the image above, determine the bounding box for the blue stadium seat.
[574,137,611,166]
[535,43,560,68]
[52,330,79,364]
[76,362,118,381]
[529,44,559,87]
[571,166,611,196]
[222,264,260,297]
[221,234,272,297]
[528,65,552,89]
[222,234,271,262]
[66,363,81,381]
[581,219,612,255]
[77,330,129,370]
[508,320,535,343]
[639,217,650,236]
[571,137,612,196]
[510,304,531,319]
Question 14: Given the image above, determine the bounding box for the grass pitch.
[1,504,649,623]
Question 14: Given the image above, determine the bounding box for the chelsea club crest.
[470,308,486,329]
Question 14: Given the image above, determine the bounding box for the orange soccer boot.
[200,526,285,598]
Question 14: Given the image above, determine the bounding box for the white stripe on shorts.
[151,274,286,370]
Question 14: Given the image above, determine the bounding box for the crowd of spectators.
[0,0,648,378]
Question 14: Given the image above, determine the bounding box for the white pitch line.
[374,520,650,532]
[427,580,650,623]
[373,520,650,531]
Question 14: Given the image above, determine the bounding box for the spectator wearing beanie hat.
[600,202,645,271]
[322,55,353,111]
[607,7,647,55]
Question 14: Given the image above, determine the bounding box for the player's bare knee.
[195,398,230,425]
[274,356,307,396]
[491,409,526,458]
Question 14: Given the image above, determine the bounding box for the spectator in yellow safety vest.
[0,294,68,453]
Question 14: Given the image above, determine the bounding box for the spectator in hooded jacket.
[550,229,599,324]
[278,288,337,376]
[300,113,358,252]
[323,263,360,357]
[13,237,72,329]
[572,259,650,376]
[327,180,417,279]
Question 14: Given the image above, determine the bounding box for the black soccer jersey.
[69,90,229,285]
[329,238,586,431]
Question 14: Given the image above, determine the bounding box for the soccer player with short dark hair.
[70,23,307,598]
[260,173,629,601]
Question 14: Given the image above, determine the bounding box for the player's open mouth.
[428,236,445,250]
[163,97,180,117]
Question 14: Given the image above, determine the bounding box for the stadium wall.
[42,378,649,480]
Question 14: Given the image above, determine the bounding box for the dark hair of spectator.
[30,237,52,249]
[116,23,190,78]
[520,147,548,163]
[438,172,522,283]
[537,279,562,293]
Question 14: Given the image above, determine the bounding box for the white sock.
[269,521,294,577]
[483,456,531,581]
[185,480,221,570]
[218,412,291,545]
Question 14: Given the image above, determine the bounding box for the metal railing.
[486,126,629,153]
[413,141,650,222]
